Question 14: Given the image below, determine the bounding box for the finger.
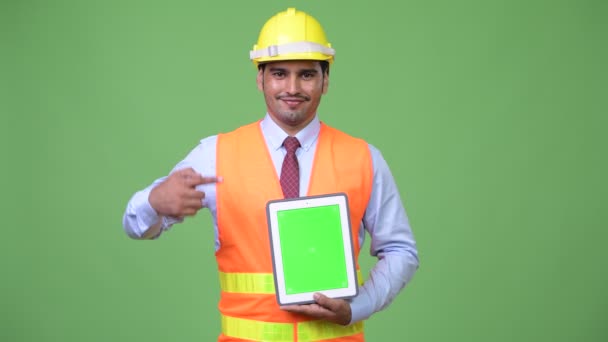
[185,198,204,210]
[173,168,203,182]
[187,189,206,199]
[282,305,311,315]
[314,293,351,325]
[313,293,341,312]
[175,167,198,178]
[178,189,204,201]
[197,176,221,185]
[281,303,330,318]
[182,172,202,185]
[281,304,311,312]
[182,207,199,216]
[185,174,221,187]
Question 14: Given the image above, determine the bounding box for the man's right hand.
[149,167,219,218]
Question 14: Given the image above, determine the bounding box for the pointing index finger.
[187,175,222,186]
[200,176,222,184]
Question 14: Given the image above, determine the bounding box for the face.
[257,60,329,135]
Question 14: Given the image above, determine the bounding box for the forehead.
[263,60,322,71]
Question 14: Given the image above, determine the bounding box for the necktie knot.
[283,136,300,154]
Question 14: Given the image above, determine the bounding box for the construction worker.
[123,8,419,341]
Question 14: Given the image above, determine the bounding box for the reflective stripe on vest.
[221,314,364,342]
[219,272,275,294]
[219,270,364,293]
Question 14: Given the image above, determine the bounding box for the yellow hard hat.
[250,8,335,67]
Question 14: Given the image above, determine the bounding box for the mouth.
[282,99,303,107]
[280,97,307,108]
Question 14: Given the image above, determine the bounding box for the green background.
[1,0,606,341]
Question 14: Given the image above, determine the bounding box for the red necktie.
[280,136,301,199]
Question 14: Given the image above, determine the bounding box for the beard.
[269,93,317,127]
[277,110,307,125]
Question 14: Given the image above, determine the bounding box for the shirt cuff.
[349,286,374,324]
[132,189,161,236]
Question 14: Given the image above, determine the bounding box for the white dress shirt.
[123,114,419,323]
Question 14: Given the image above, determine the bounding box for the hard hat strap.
[249,41,335,60]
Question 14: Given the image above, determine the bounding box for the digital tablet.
[266,193,358,306]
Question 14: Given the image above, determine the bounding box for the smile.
[281,98,305,107]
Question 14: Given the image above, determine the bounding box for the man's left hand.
[281,293,352,325]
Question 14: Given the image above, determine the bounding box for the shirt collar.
[260,113,320,152]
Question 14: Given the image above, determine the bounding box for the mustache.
[276,94,311,101]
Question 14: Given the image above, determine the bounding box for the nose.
[286,74,300,94]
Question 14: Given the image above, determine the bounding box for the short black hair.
[258,60,330,75]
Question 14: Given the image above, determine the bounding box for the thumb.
[313,293,339,311]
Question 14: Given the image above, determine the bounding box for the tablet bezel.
[266,193,359,306]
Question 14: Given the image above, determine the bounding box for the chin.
[280,112,304,124]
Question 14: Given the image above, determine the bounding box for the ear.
[256,68,264,91]
[322,72,330,95]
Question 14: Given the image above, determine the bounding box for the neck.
[268,114,315,137]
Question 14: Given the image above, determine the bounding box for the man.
[123,8,418,342]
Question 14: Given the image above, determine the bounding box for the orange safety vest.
[216,121,373,342]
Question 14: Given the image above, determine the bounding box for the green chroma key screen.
[277,204,348,294]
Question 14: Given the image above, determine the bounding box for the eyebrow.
[268,67,319,75]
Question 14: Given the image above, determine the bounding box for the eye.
[301,72,315,80]
[271,71,286,78]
